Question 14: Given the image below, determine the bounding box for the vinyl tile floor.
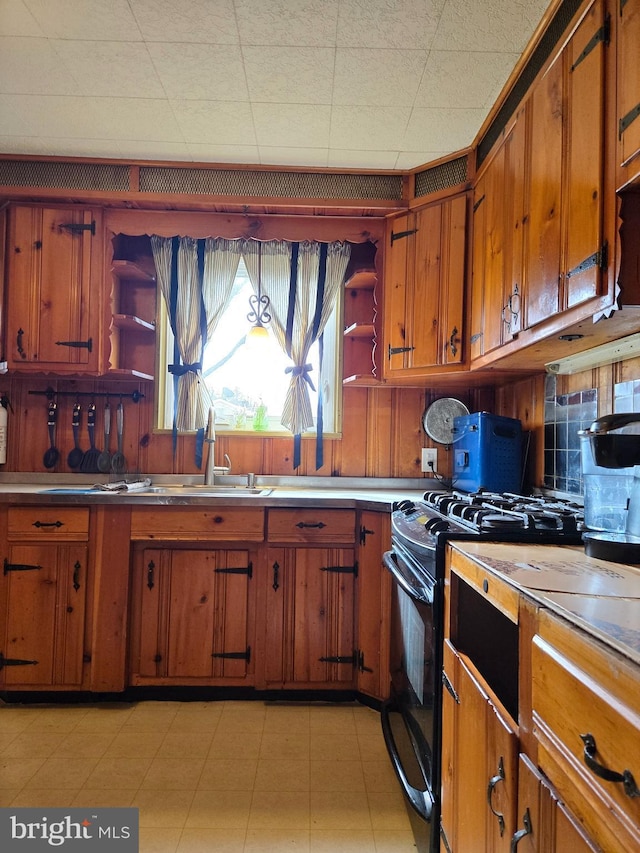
[0,699,417,852]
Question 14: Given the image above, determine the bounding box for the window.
[156,253,343,437]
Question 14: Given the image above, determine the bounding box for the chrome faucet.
[204,407,231,485]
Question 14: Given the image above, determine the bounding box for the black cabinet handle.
[32,520,63,528]
[510,808,532,851]
[17,328,26,359]
[72,561,81,591]
[449,326,459,357]
[147,560,155,590]
[581,733,640,798]
[295,521,326,529]
[272,561,280,591]
[487,757,506,836]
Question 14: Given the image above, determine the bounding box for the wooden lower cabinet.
[259,545,356,690]
[515,754,600,853]
[0,507,90,689]
[440,640,518,853]
[129,546,254,686]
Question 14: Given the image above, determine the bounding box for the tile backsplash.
[544,375,640,494]
[544,375,597,494]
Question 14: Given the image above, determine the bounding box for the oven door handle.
[383,551,434,605]
[381,699,433,823]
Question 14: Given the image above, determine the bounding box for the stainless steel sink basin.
[142,485,273,497]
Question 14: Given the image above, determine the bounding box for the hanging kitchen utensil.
[67,403,84,469]
[111,400,126,475]
[42,401,60,469]
[97,402,112,473]
[80,403,100,473]
[422,397,469,446]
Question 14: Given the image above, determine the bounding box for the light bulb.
[247,324,269,341]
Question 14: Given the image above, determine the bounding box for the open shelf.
[108,254,157,379]
[342,243,378,385]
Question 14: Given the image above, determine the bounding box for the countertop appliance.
[452,412,522,494]
[381,488,585,853]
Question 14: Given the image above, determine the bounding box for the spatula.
[111,400,126,475]
[97,402,112,473]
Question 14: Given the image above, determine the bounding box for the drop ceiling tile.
[33,137,129,158]
[171,100,256,145]
[188,143,260,164]
[330,106,411,151]
[333,48,427,107]
[336,0,445,49]
[147,43,248,101]
[243,47,334,104]
[327,149,400,170]
[402,107,486,151]
[0,134,54,155]
[24,0,142,41]
[258,146,329,167]
[117,140,192,161]
[0,94,104,138]
[252,103,331,148]
[51,40,165,98]
[414,50,520,110]
[234,0,339,47]
[89,97,184,142]
[0,36,76,95]
[434,0,550,52]
[0,0,44,36]
[395,150,448,170]
[129,0,239,44]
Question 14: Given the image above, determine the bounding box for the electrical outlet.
[421,448,438,473]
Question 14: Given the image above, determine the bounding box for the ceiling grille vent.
[414,156,468,198]
[477,0,583,167]
[138,166,403,200]
[0,159,130,191]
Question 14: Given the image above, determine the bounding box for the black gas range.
[381,489,585,853]
[392,489,585,582]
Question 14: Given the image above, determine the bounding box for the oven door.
[381,549,441,852]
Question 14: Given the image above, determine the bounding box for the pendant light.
[247,242,271,341]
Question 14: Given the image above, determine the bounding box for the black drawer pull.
[510,808,532,851]
[581,733,640,798]
[487,757,506,836]
[295,521,326,529]
[32,520,64,529]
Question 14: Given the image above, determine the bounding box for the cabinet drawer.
[532,610,640,853]
[449,548,519,623]
[130,507,264,541]
[267,509,355,544]
[7,506,90,540]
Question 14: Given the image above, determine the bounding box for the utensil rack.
[29,388,145,403]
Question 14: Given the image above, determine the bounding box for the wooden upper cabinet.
[383,193,467,379]
[617,0,640,174]
[5,204,103,374]
[526,0,607,328]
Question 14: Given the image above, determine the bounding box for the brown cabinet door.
[384,196,467,376]
[131,547,252,683]
[0,542,87,687]
[5,205,101,373]
[515,754,600,853]
[618,0,640,169]
[264,546,356,689]
[563,0,606,311]
[525,53,563,329]
[441,641,518,852]
[356,510,390,700]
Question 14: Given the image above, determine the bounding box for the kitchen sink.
[142,485,274,497]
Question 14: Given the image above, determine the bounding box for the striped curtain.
[151,236,240,432]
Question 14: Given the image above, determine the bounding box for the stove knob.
[395,500,416,514]
[425,517,450,533]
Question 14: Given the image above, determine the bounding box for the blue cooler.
[452,413,522,493]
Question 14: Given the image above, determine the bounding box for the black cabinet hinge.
[620,102,640,138]
[357,650,373,673]
[319,651,358,666]
[566,242,608,279]
[359,525,375,545]
[212,646,251,662]
[321,562,358,577]
[0,652,38,670]
[55,338,93,352]
[4,558,42,574]
[571,15,610,72]
[388,344,415,358]
[214,562,253,579]
[442,671,460,704]
[60,221,96,235]
[390,228,417,245]
[473,194,485,212]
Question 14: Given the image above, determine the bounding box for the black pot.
[584,413,640,469]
